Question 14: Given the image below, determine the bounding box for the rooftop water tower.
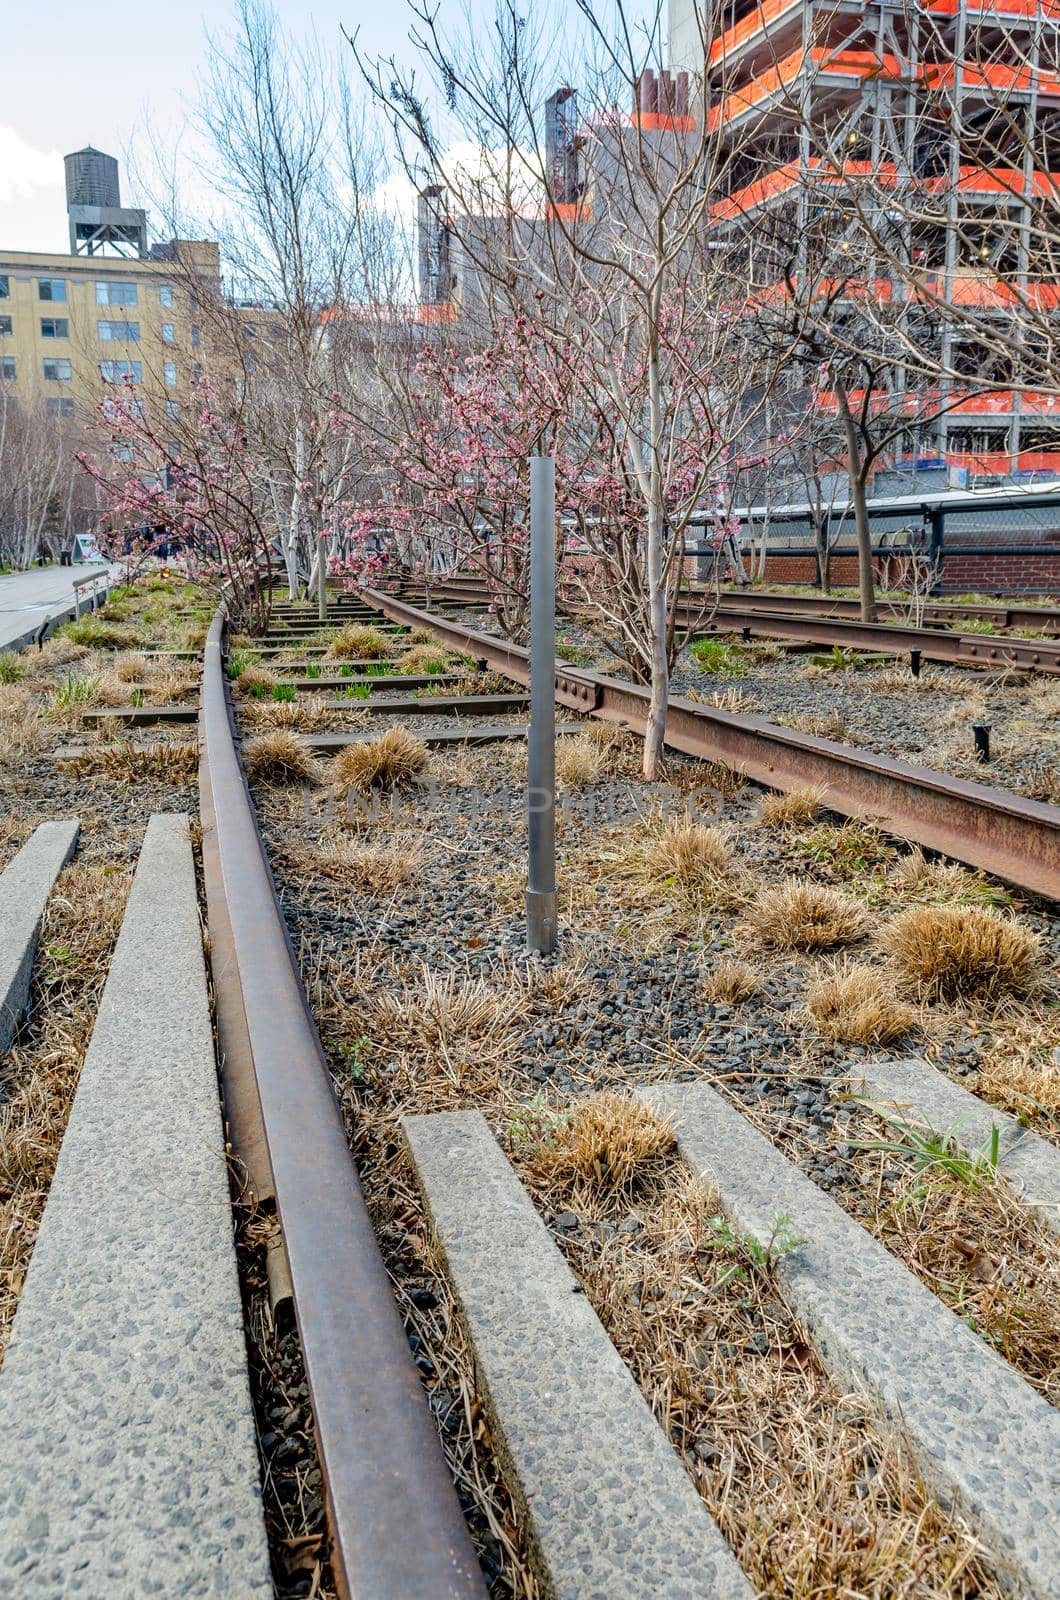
[64,147,148,257]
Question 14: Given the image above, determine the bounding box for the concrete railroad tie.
[0,819,80,1057]
[405,1109,754,1600]
[0,813,271,1600]
[642,1080,1060,1600]
[847,1056,1060,1239]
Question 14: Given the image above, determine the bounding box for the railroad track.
[392,579,1060,672]
[197,594,1060,1600]
[393,575,1060,638]
[361,588,1060,900]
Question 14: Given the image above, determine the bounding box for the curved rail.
[361,588,1060,901]
[198,608,485,1600]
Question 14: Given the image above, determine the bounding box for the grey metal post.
[526,455,557,955]
[318,532,327,623]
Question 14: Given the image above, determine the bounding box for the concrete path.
[0,565,113,652]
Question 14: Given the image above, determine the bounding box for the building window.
[38,278,67,302]
[0,276,9,299]
[0,317,11,337]
[1,357,15,381]
[165,399,181,419]
[46,397,76,419]
[100,360,143,383]
[191,323,201,348]
[98,320,140,341]
[164,361,177,387]
[192,361,203,382]
[96,281,138,307]
[160,285,174,308]
[40,317,69,339]
[161,323,175,344]
[43,358,72,381]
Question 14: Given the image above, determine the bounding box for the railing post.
[526,456,557,957]
[318,532,327,623]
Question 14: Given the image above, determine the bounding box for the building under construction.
[669,0,1060,479]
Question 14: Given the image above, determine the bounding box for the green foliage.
[272,682,297,702]
[343,683,371,699]
[792,822,895,879]
[330,1034,374,1081]
[304,662,322,679]
[850,1108,1000,1192]
[691,638,748,678]
[706,1210,806,1287]
[0,650,27,684]
[49,672,101,712]
[226,649,258,679]
[59,617,137,650]
[556,636,593,666]
[952,618,996,635]
[809,645,864,672]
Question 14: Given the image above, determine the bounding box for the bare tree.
[355,0,791,777]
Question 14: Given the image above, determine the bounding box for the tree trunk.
[642,314,668,781]
[835,383,876,622]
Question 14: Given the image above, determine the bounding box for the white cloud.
[0,127,63,206]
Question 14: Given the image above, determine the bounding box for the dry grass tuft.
[59,739,198,782]
[328,622,394,660]
[553,726,630,788]
[782,708,849,741]
[805,961,917,1046]
[332,726,428,792]
[746,879,869,951]
[397,643,452,674]
[232,662,279,696]
[756,784,825,828]
[243,695,338,733]
[142,666,199,705]
[114,651,149,682]
[701,958,760,1004]
[356,965,528,1088]
[37,635,89,667]
[880,904,1043,1003]
[518,1093,675,1198]
[643,816,734,890]
[242,729,319,785]
[406,624,439,645]
[297,832,421,894]
[888,848,1009,908]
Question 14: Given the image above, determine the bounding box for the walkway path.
[0,565,113,652]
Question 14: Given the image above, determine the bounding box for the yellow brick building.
[0,239,220,432]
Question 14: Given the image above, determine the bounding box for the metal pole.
[318,532,327,623]
[526,456,557,956]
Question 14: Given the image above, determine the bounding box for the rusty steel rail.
[707,591,1060,634]
[394,576,1060,635]
[362,588,1060,900]
[672,602,1060,673]
[199,608,485,1600]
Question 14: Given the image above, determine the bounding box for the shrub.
[397,644,451,675]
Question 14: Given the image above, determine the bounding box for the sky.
[2,0,548,253]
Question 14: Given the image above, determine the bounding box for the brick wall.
[751,550,1060,596]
